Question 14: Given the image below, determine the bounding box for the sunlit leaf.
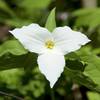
[45,8,56,32]
[73,8,100,28]
[87,92,100,100]
[75,47,100,92]
[0,40,27,56]
[82,55,100,87]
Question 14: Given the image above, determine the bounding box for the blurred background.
[0,0,100,100]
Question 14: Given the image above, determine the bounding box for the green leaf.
[0,40,27,56]
[82,55,100,87]
[73,8,100,28]
[75,47,100,92]
[0,53,37,71]
[45,8,56,32]
[73,8,97,16]
[87,92,100,100]
[65,67,100,92]
[65,52,81,60]
[66,59,85,72]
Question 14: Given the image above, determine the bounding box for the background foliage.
[0,0,100,100]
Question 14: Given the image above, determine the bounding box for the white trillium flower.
[9,24,90,88]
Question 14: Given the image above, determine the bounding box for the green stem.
[51,89,55,100]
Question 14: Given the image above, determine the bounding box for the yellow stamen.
[45,40,54,49]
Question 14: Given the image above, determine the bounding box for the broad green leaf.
[65,52,81,60]
[92,48,100,55]
[87,92,100,100]
[0,39,37,71]
[66,59,85,72]
[45,8,56,32]
[65,51,87,72]
[0,53,37,70]
[75,47,100,92]
[65,67,100,92]
[0,40,27,56]
[82,55,100,87]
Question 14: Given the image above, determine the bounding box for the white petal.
[9,23,52,54]
[37,52,65,88]
[52,26,90,55]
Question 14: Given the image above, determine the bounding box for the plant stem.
[0,91,24,100]
[51,89,55,100]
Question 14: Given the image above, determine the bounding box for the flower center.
[45,40,54,49]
